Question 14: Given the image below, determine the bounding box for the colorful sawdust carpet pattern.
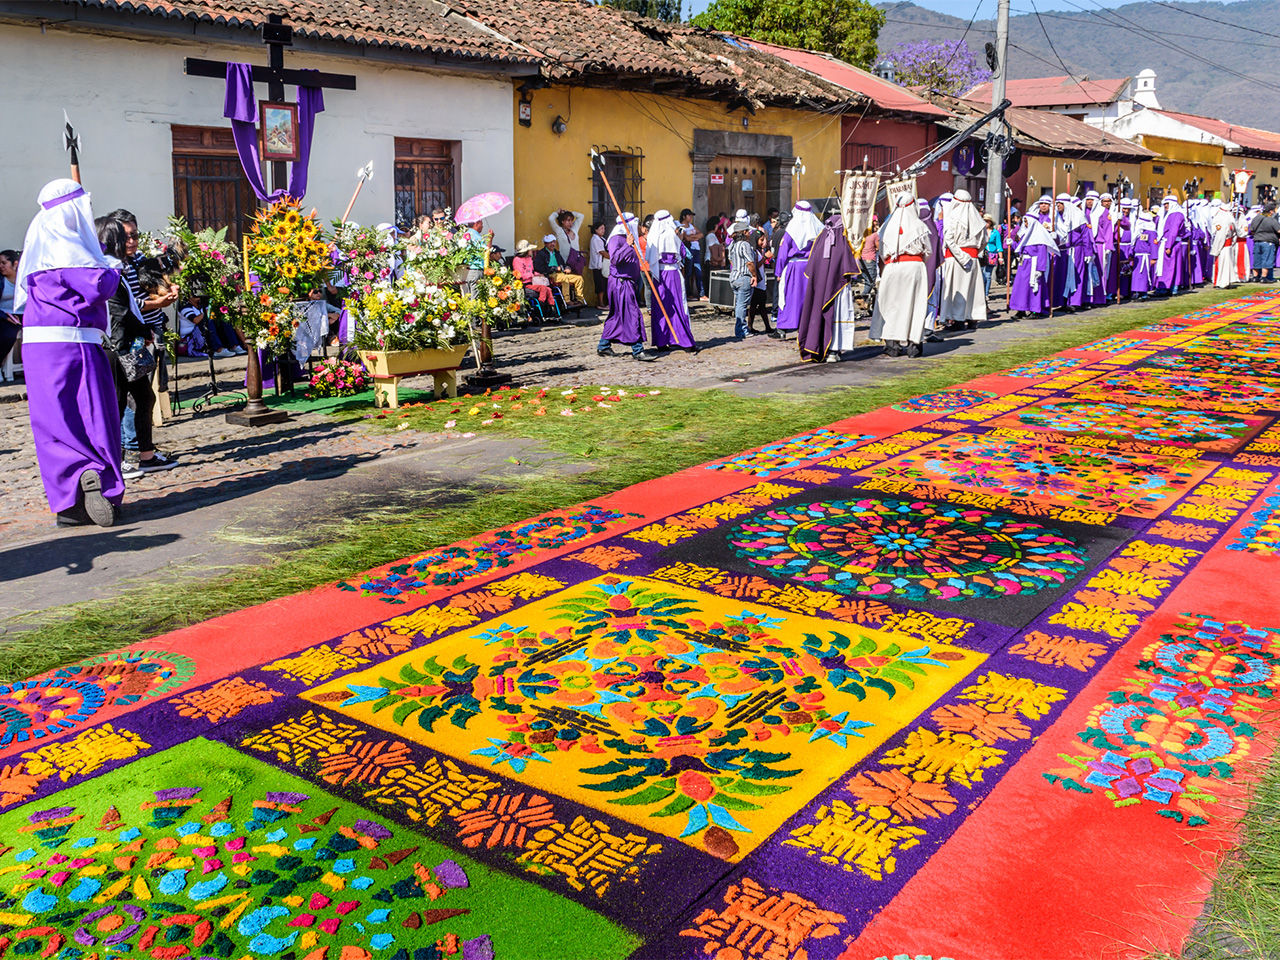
[7,293,1280,960]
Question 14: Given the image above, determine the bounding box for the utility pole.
[986,0,1011,216]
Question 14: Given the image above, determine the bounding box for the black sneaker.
[925,333,944,343]
[56,505,93,527]
[140,451,180,473]
[632,351,659,362]
[597,346,616,357]
[79,469,117,527]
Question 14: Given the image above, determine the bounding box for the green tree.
[690,0,883,69]
[603,0,683,21]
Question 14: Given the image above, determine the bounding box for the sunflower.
[282,263,298,278]
[254,242,271,256]
[273,222,290,239]
[284,210,300,226]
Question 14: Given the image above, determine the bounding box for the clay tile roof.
[737,38,950,118]
[965,75,1131,108]
[64,0,544,65]
[940,95,1155,160]
[1155,110,1280,159]
[452,0,865,110]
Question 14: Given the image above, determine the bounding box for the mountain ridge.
[875,1,1280,130]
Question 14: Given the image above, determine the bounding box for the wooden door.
[708,155,767,219]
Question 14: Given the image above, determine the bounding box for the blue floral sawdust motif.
[1228,495,1280,556]
[1046,616,1280,825]
[708,430,874,477]
[1003,357,1085,378]
[727,497,1092,601]
[892,390,998,414]
[351,505,635,601]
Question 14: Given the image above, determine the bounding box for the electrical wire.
[1145,0,1280,43]
[933,0,987,88]
[1053,0,1280,97]
[1027,0,1098,103]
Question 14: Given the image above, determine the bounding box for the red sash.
[943,246,981,259]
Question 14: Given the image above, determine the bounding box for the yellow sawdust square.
[305,575,983,862]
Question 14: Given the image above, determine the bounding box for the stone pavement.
[0,289,1183,626]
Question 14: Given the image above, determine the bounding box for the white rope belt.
[21,326,104,345]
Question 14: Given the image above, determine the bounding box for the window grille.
[590,147,644,226]
[171,126,256,243]
[394,138,458,231]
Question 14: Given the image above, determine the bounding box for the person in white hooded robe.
[1210,199,1241,288]
[871,195,932,357]
[938,189,988,329]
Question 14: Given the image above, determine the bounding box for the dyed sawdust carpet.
[7,294,1280,960]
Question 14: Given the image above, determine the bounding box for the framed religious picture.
[259,100,299,161]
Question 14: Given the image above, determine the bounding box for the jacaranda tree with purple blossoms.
[885,39,991,96]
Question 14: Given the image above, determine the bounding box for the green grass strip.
[0,286,1264,682]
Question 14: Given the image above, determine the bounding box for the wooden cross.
[183,14,357,193]
[182,15,358,426]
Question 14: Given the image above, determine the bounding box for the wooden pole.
[592,154,678,341]
[1049,162,1057,318]
[1006,192,1013,310]
[225,234,288,425]
[340,180,365,224]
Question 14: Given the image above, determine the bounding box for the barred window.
[591,147,644,226]
[394,138,458,231]
[171,125,257,243]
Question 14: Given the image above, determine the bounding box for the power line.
[1055,0,1280,97]
[1145,0,1280,43]
[935,0,987,86]
[1027,0,1097,103]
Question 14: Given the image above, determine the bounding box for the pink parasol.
[454,192,512,224]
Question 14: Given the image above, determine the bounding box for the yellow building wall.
[510,84,842,250]
[1135,135,1227,205]
[1023,156,1145,206]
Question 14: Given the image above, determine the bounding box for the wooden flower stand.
[364,346,470,409]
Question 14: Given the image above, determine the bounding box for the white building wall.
[0,22,516,248]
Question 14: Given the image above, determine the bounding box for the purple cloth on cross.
[224,62,325,202]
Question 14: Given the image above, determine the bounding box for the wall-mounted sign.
[940,160,950,172]
[518,101,532,126]
[710,174,724,185]
[742,179,754,191]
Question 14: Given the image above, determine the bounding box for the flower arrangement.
[349,274,471,353]
[243,199,332,356]
[402,220,473,285]
[307,357,368,399]
[170,219,244,321]
[331,222,400,299]
[472,263,526,325]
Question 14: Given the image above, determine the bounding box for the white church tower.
[1133,68,1161,110]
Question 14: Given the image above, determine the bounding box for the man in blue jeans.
[1249,201,1279,283]
[727,221,757,338]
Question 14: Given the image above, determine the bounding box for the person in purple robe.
[797,213,859,362]
[773,201,822,336]
[645,210,697,352]
[1089,193,1117,304]
[1156,195,1190,294]
[1061,196,1095,310]
[16,179,123,527]
[1130,204,1159,299]
[1009,202,1059,318]
[597,214,656,361]
[1186,199,1208,287]
[1115,199,1136,300]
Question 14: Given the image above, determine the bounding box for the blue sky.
[684,0,1247,18]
